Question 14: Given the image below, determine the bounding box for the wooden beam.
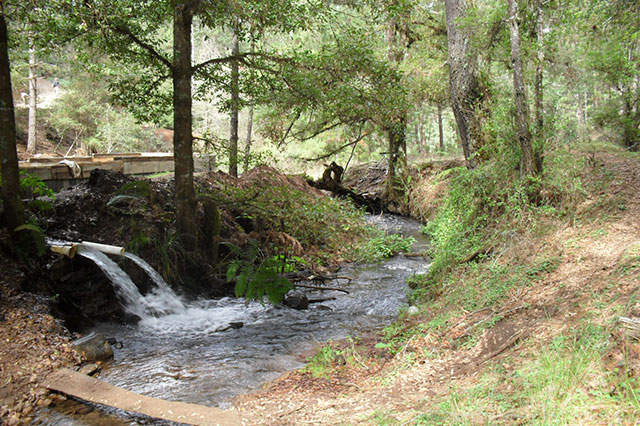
[44,369,241,426]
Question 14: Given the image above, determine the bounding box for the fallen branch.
[292,283,350,294]
[458,305,527,339]
[477,330,527,365]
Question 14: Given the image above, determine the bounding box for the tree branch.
[301,131,365,162]
[277,110,301,148]
[111,24,173,71]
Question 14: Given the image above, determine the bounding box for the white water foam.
[77,247,187,319]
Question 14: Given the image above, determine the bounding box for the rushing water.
[77,248,187,319]
[41,215,429,424]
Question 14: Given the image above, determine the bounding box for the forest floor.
[234,149,640,425]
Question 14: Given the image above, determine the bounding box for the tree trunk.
[417,110,426,152]
[27,43,37,154]
[445,0,486,168]
[385,15,407,193]
[0,11,24,233]
[386,118,406,194]
[534,0,543,135]
[228,19,239,178]
[622,98,638,151]
[437,103,444,152]
[508,0,536,177]
[244,104,253,173]
[173,2,197,250]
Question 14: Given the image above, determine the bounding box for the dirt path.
[233,151,640,425]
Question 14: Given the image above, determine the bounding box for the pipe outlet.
[50,244,79,258]
[79,241,125,256]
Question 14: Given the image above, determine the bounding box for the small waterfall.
[123,252,187,315]
[77,248,149,318]
[76,247,186,319]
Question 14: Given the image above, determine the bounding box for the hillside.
[235,147,640,425]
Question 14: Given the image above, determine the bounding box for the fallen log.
[307,162,384,213]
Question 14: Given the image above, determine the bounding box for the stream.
[39,215,429,425]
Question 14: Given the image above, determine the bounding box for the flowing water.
[41,215,429,424]
[77,248,187,319]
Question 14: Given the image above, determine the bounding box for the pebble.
[37,398,53,408]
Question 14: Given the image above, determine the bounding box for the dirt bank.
[234,150,640,425]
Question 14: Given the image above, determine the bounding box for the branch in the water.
[292,283,350,294]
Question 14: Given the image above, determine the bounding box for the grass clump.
[355,232,415,263]
[412,323,640,426]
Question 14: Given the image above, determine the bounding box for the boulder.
[284,291,309,310]
[71,332,114,362]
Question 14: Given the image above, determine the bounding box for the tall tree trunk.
[418,111,426,152]
[244,105,253,173]
[445,0,486,168]
[173,1,197,250]
[228,19,239,178]
[622,97,638,151]
[534,0,544,135]
[0,10,24,233]
[508,0,536,176]
[414,122,421,153]
[386,118,406,193]
[27,42,37,154]
[385,15,407,194]
[437,103,444,152]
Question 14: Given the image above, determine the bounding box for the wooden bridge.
[19,153,213,191]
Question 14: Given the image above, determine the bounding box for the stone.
[77,363,100,376]
[284,292,309,310]
[71,333,113,362]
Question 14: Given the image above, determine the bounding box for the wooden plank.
[45,369,241,426]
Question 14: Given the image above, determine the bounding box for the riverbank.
[234,146,640,425]
[0,165,406,424]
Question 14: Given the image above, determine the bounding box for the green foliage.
[48,76,164,154]
[208,183,368,263]
[356,232,415,263]
[127,229,152,254]
[304,343,340,378]
[14,223,47,257]
[117,181,153,200]
[20,172,55,200]
[226,240,293,304]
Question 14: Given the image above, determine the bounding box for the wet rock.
[229,321,244,329]
[71,332,113,362]
[284,292,309,310]
[77,363,100,376]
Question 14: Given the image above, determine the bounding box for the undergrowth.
[412,323,640,425]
